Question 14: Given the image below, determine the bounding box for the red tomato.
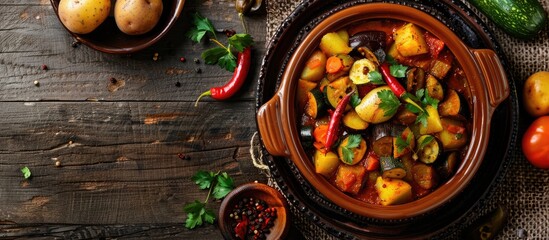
[522,116,549,169]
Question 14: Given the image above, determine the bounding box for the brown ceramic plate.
[50,0,185,54]
[255,0,517,238]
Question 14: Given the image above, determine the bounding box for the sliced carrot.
[326,56,343,74]
[313,124,329,145]
[307,58,322,69]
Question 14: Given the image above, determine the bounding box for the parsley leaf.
[422,89,439,108]
[350,93,361,108]
[418,135,434,150]
[341,147,354,164]
[390,64,408,78]
[187,12,216,42]
[20,166,31,179]
[341,135,362,164]
[396,132,413,153]
[213,172,235,200]
[368,70,385,85]
[386,54,398,65]
[416,111,429,127]
[378,89,401,117]
[229,33,254,52]
[184,171,235,229]
[191,170,215,190]
[218,53,237,72]
[201,47,227,65]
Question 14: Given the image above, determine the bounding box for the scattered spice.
[180,57,186,62]
[40,64,48,71]
[216,28,236,38]
[109,77,117,84]
[33,80,40,86]
[177,153,190,160]
[153,52,159,61]
[175,82,182,87]
[195,68,202,74]
[55,161,61,167]
[71,40,80,48]
[230,197,277,240]
[194,58,200,64]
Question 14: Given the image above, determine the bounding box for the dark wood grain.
[0,0,269,238]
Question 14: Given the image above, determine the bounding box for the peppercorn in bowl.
[256,3,509,219]
[218,182,290,240]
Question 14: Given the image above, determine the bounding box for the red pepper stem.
[325,90,355,151]
[194,90,212,107]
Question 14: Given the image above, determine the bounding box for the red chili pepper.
[379,62,423,110]
[195,47,252,106]
[325,90,355,150]
[379,62,406,98]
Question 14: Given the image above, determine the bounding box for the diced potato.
[393,127,415,158]
[319,32,352,56]
[314,150,340,178]
[297,79,318,111]
[334,164,367,194]
[437,118,468,150]
[393,23,429,57]
[343,110,369,130]
[419,105,443,135]
[374,176,413,206]
[426,75,444,101]
[336,29,349,44]
[301,50,327,82]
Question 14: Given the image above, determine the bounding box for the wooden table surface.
[0,1,270,239]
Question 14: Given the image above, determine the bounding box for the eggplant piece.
[406,67,426,93]
[425,74,444,101]
[349,31,387,51]
[436,151,460,180]
[412,163,438,190]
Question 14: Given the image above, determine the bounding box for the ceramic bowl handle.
[472,49,510,109]
[257,94,291,157]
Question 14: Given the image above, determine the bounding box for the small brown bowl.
[50,0,185,54]
[257,3,510,219]
[218,182,290,240]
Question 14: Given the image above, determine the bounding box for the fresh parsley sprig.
[184,170,235,229]
[20,166,31,179]
[341,135,363,164]
[395,132,413,153]
[404,89,439,127]
[187,12,254,72]
[377,89,401,117]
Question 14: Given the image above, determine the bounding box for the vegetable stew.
[297,19,472,206]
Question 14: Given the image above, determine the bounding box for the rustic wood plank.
[0,1,266,102]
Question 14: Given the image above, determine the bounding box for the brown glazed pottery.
[50,0,185,54]
[218,182,290,240]
[257,3,510,219]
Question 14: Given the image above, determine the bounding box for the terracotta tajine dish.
[256,3,509,219]
[50,0,185,54]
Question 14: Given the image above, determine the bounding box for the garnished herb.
[390,64,408,78]
[341,134,362,164]
[404,89,439,127]
[385,54,398,65]
[20,166,31,179]
[396,132,413,153]
[187,13,254,72]
[418,135,435,150]
[455,133,463,140]
[350,93,362,108]
[368,70,385,85]
[185,170,235,229]
[378,89,401,117]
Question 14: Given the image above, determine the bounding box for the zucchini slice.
[416,135,440,164]
[337,135,367,165]
[380,156,406,179]
[326,76,357,110]
[305,88,326,119]
[349,58,377,85]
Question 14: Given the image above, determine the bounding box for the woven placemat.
[261,0,549,239]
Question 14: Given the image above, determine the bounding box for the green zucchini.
[416,135,440,164]
[380,156,406,179]
[305,88,326,119]
[467,0,547,39]
[325,76,357,110]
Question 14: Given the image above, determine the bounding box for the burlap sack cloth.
[255,0,549,238]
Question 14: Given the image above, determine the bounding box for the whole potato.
[115,0,163,35]
[523,71,549,117]
[58,0,111,34]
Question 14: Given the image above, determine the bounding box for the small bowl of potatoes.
[51,0,185,54]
